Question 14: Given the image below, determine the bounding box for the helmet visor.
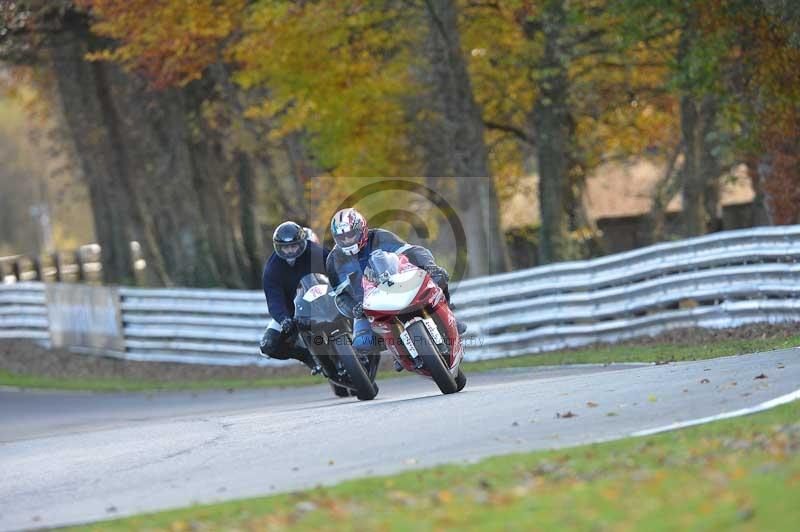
[334,228,361,248]
[275,240,306,261]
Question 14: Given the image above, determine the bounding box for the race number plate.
[399,329,420,358]
[423,318,444,345]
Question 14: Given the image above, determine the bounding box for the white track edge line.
[631,388,800,437]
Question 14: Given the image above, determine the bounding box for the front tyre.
[455,368,467,392]
[334,342,378,401]
[406,321,458,394]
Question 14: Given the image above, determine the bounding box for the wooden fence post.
[51,252,62,282]
[11,260,22,283]
[74,249,85,282]
[32,257,43,281]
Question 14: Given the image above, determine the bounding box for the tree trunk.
[679,93,722,236]
[417,0,509,277]
[677,12,722,237]
[48,14,137,284]
[531,0,571,264]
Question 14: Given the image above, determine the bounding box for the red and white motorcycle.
[361,250,467,394]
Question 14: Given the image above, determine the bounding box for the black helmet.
[273,221,307,264]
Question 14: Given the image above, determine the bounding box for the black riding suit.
[260,240,330,366]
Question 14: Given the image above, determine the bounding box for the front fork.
[393,309,451,370]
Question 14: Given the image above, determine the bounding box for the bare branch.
[484,120,534,145]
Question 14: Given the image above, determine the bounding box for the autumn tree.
[463,0,677,260]
[2,0,320,286]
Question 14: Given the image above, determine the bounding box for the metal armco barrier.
[1,225,799,365]
[0,283,50,343]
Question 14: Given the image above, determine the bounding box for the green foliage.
[231,1,419,177]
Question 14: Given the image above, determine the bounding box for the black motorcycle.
[293,273,379,400]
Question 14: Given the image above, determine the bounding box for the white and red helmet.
[331,208,368,256]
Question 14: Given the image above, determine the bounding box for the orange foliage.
[76,0,245,89]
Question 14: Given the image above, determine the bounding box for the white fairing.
[302,284,328,302]
[363,269,426,312]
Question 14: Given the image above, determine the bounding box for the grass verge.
[0,368,321,393]
[3,333,799,393]
[77,400,800,531]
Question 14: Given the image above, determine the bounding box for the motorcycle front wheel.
[333,342,378,401]
[406,321,458,394]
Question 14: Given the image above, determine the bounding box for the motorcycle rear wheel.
[334,342,378,400]
[406,321,458,394]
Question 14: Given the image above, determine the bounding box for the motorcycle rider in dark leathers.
[259,221,330,371]
[325,208,464,366]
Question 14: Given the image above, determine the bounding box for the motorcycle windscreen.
[363,269,427,311]
[363,250,402,284]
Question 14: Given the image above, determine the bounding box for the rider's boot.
[290,347,320,374]
[442,287,467,335]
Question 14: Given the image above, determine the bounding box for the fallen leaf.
[437,490,454,503]
[754,373,768,380]
[648,395,658,402]
[701,378,710,384]
[510,485,529,498]
[737,506,755,522]
[606,412,618,417]
[328,459,335,466]
[731,467,747,480]
[557,411,577,418]
[586,401,599,408]
[295,501,317,513]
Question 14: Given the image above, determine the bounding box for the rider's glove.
[280,317,295,334]
[426,265,449,288]
[351,302,365,319]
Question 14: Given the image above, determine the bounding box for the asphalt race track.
[1,349,798,530]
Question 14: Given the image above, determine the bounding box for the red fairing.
[363,255,462,373]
